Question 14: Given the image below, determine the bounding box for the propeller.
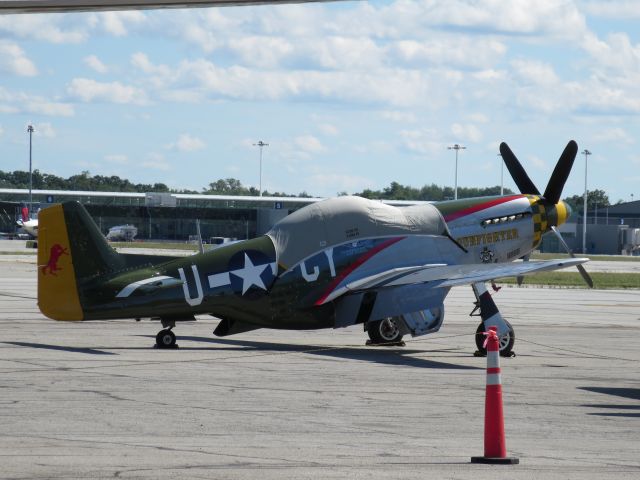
[551,226,594,288]
[543,140,578,204]
[499,142,540,195]
[500,140,593,288]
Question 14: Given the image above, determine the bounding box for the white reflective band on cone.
[486,373,502,386]
[487,351,500,368]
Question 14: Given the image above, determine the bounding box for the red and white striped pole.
[471,326,519,465]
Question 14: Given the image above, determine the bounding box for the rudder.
[38,202,125,321]
[38,203,84,320]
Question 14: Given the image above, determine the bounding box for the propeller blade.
[551,226,594,288]
[499,142,540,195]
[543,140,578,205]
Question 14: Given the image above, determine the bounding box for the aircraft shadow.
[178,336,480,370]
[3,341,117,356]
[578,386,640,418]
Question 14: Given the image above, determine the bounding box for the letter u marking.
[178,265,203,306]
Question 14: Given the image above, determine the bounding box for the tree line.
[0,169,617,209]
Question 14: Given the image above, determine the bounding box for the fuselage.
[67,194,570,332]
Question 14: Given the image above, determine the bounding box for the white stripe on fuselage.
[115,275,175,298]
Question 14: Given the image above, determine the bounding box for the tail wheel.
[368,317,404,344]
[475,321,515,357]
[156,329,176,349]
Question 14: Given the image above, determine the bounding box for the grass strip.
[531,252,640,262]
[498,271,640,289]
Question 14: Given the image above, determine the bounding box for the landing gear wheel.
[367,317,404,345]
[475,321,514,357]
[155,329,177,349]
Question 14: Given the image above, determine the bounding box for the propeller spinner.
[499,140,593,288]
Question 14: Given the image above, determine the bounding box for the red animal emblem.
[42,244,69,276]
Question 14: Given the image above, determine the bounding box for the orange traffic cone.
[471,326,519,465]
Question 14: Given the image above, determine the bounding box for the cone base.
[471,456,519,464]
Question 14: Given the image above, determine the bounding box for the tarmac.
[0,248,639,479]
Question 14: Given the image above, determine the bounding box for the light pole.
[448,144,466,200]
[253,140,269,197]
[581,149,591,254]
[27,124,34,217]
[498,153,504,196]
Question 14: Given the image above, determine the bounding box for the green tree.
[563,189,610,213]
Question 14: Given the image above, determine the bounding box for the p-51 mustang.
[37,141,590,355]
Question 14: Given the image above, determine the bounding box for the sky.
[0,0,639,201]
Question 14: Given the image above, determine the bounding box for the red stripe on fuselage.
[314,236,405,306]
[443,195,523,223]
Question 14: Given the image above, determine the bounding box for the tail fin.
[38,202,124,321]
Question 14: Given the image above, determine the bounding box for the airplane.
[12,204,40,238]
[106,224,138,242]
[17,218,39,238]
[37,141,591,356]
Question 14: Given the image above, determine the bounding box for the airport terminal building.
[2,188,638,254]
[0,189,324,242]
[0,189,424,243]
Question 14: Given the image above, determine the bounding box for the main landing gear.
[366,317,406,346]
[155,328,177,349]
[471,282,516,357]
[155,317,179,349]
[474,319,515,357]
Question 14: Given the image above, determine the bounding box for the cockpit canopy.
[267,196,448,269]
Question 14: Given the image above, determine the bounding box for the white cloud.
[167,134,206,152]
[380,110,417,123]
[451,123,483,143]
[67,78,147,105]
[104,154,129,164]
[294,135,325,153]
[304,36,384,71]
[581,32,640,74]
[511,59,559,86]
[97,11,146,37]
[27,100,74,117]
[317,123,339,136]
[416,0,588,40]
[0,86,74,117]
[0,15,87,43]
[226,36,295,69]
[392,37,506,69]
[353,140,394,155]
[592,127,635,145]
[307,171,372,194]
[0,41,37,76]
[34,122,55,138]
[400,128,443,155]
[129,56,441,108]
[0,125,3,137]
[528,155,547,170]
[84,55,108,74]
[142,153,170,171]
[584,1,640,19]
[466,113,490,124]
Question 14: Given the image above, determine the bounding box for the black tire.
[475,320,515,356]
[156,329,176,349]
[368,317,404,344]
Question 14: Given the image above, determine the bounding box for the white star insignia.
[232,253,268,295]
